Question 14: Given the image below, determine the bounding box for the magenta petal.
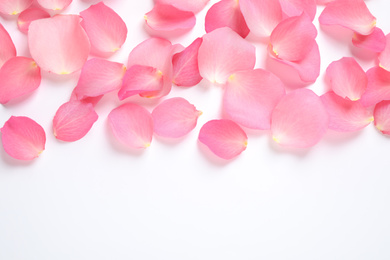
[321,91,373,132]
[36,0,71,10]
[0,0,33,15]
[199,119,247,160]
[352,28,386,53]
[361,67,390,107]
[271,89,329,148]
[1,116,45,160]
[152,97,201,138]
[17,8,50,34]
[223,69,286,130]
[374,101,390,135]
[0,23,16,69]
[108,103,153,149]
[205,0,249,38]
[145,4,195,31]
[53,101,98,142]
[155,0,210,13]
[0,57,41,104]
[279,0,316,21]
[378,33,390,72]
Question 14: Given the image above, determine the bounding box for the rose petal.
[0,0,32,15]
[374,101,390,135]
[145,4,196,31]
[352,27,386,53]
[361,67,390,107]
[36,0,71,10]
[0,23,16,68]
[378,33,390,72]
[279,0,316,21]
[17,7,51,34]
[70,89,103,107]
[155,0,210,13]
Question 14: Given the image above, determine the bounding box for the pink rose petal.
[108,103,153,149]
[316,0,334,4]
[70,89,103,107]
[0,23,16,68]
[155,0,210,13]
[374,101,390,135]
[0,57,41,104]
[361,67,390,107]
[279,0,317,21]
[0,0,32,15]
[17,7,51,34]
[36,0,71,10]
[352,27,386,53]
[271,89,329,148]
[1,116,45,160]
[28,15,90,75]
[378,33,390,72]
[53,101,98,142]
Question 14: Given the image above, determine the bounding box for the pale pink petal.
[53,101,98,142]
[223,69,286,130]
[145,4,195,32]
[155,0,210,13]
[271,89,329,148]
[269,13,317,62]
[36,0,71,10]
[318,0,376,35]
[73,58,126,99]
[239,0,282,37]
[374,101,390,135]
[378,33,390,72]
[70,89,103,107]
[28,15,90,75]
[172,38,202,87]
[1,116,45,160]
[0,0,32,15]
[108,103,153,149]
[316,0,334,4]
[326,57,367,101]
[361,67,390,107]
[279,0,316,21]
[17,7,50,34]
[320,91,373,132]
[199,119,247,160]
[205,0,249,38]
[0,23,16,68]
[80,2,127,56]
[198,27,256,84]
[0,57,41,104]
[352,27,386,53]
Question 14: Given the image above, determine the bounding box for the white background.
[1,0,390,259]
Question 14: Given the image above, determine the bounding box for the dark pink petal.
[0,23,16,68]
[73,58,126,99]
[321,91,373,132]
[0,0,32,15]
[269,13,317,62]
[239,0,282,37]
[0,57,41,104]
[326,57,367,101]
[378,33,390,72]
[108,103,153,149]
[28,15,90,75]
[145,4,195,32]
[36,0,71,10]
[199,119,247,160]
[198,27,256,84]
[17,8,50,34]
[205,0,249,38]
[318,0,376,35]
[172,38,202,87]
[352,27,386,53]
[374,101,390,135]
[361,67,390,107]
[53,101,98,142]
[80,2,127,56]
[1,116,45,160]
[279,0,316,21]
[155,0,210,13]
[223,69,286,130]
[152,97,201,138]
[271,89,329,148]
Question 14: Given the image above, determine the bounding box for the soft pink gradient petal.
[374,101,390,135]
[0,23,16,69]
[152,97,201,138]
[205,0,249,38]
[17,8,50,34]
[74,58,126,99]
[145,4,195,31]
[36,0,71,10]
[0,57,41,104]
[53,101,98,142]
[28,15,90,75]
[378,33,390,72]
[172,38,202,87]
[361,67,390,107]
[318,0,376,35]
[321,91,373,132]
[70,89,103,107]
[198,27,256,84]
[326,57,367,101]
[239,0,282,38]
[271,89,329,148]
[155,0,209,13]
[0,0,32,15]
[352,28,386,53]
[269,13,317,62]
[80,2,127,56]
[316,0,334,4]
[1,116,45,160]
[279,0,316,21]
[108,103,153,149]
[223,69,286,130]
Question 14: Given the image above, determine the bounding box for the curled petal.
[0,57,41,104]
[279,0,316,21]
[108,103,153,149]
[326,57,367,101]
[361,67,390,107]
[271,89,329,148]
[0,0,32,15]
[199,119,247,160]
[198,27,256,84]
[223,69,286,130]
[352,28,386,53]
[36,0,71,10]
[1,116,45,160]
[321,91,373,132]
[28,15,90,75]
[70,89,102,107]
[374,101,390,135]
[378,33,390,72]
[155,0,210,13]
[17,8,50,34]
[0,23,16,68]
[80,2,127,56]
[145,4,195,31]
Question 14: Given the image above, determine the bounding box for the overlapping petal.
[378,33,390,72]
[361,67,390,107]
[0,23,16,68]
[352,28,386,53]
[155,0,210,13]
[17,8,50,34]
[37,0,72,10]
[0,0,32,15]
[70,90,103,107]
[374,101,390,135]
[279,0,316,21]
[145,4,195,32]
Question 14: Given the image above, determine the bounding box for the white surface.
[1,1,390,259]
